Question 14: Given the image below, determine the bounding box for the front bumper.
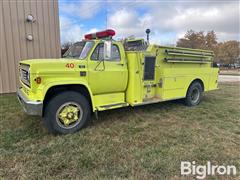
[17,88,43,116]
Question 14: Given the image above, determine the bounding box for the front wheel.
[185,82,203,106]
[44,91,90,134]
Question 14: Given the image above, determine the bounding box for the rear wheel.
[185,82,203,106]
[44,91,90,134]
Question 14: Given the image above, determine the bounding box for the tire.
[185,81,203,106]
[44,91,90,134]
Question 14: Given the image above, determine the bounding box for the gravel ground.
[218,75,240,82]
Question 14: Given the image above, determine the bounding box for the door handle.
[117,63,124,66]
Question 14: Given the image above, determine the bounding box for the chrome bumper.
[17,88,43,116]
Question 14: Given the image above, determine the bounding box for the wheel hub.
[191,88,200,103]
[58,105,80,126]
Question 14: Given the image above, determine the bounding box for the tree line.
[176,30,240,64]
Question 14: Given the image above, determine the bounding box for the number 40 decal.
[65,63,75,68]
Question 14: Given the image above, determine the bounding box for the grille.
[20,64,30,87]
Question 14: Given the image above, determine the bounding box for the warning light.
[84,29,115,40]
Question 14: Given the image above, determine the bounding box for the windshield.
[79,41,94,59]
[63,41,94,59]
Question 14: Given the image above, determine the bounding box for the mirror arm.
[103,59,105,70]
[94,59,105,71]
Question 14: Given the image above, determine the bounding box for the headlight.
[20,64,30,87]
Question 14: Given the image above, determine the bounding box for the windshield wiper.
[72,55,80,57]
[63,55,79,58]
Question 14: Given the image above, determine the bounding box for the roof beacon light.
[84,29,115,40]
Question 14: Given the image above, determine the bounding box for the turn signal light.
[35,77,41,84]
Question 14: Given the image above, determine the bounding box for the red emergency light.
[84,29,115,40]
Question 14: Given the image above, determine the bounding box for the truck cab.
[17,29,219,134]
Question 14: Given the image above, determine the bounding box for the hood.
[19,58,87,74]
[20,58,74,65]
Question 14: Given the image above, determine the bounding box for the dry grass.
[0,83,240,179]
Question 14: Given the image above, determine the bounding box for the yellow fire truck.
[17,29,219,134]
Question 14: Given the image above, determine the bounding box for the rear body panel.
[126,45,218,106]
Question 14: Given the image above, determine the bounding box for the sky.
[59,0,240,45]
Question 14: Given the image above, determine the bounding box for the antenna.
[105,1,108,29]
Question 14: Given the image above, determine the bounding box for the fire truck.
[17,29,219,134]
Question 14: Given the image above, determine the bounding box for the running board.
[132,96,185,106]
[97,102,128,111]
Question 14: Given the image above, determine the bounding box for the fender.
[184,76,205,96]
[42,80,96,111]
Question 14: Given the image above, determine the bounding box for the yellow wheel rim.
[56,102,83,129]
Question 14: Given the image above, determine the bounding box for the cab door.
[88,42,128,95]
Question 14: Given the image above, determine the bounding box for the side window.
[109,45,120,61]
[91,44,104,61]
[99,45,104,60]
[91,43,121,61]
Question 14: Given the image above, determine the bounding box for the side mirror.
[103,41,112,60]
